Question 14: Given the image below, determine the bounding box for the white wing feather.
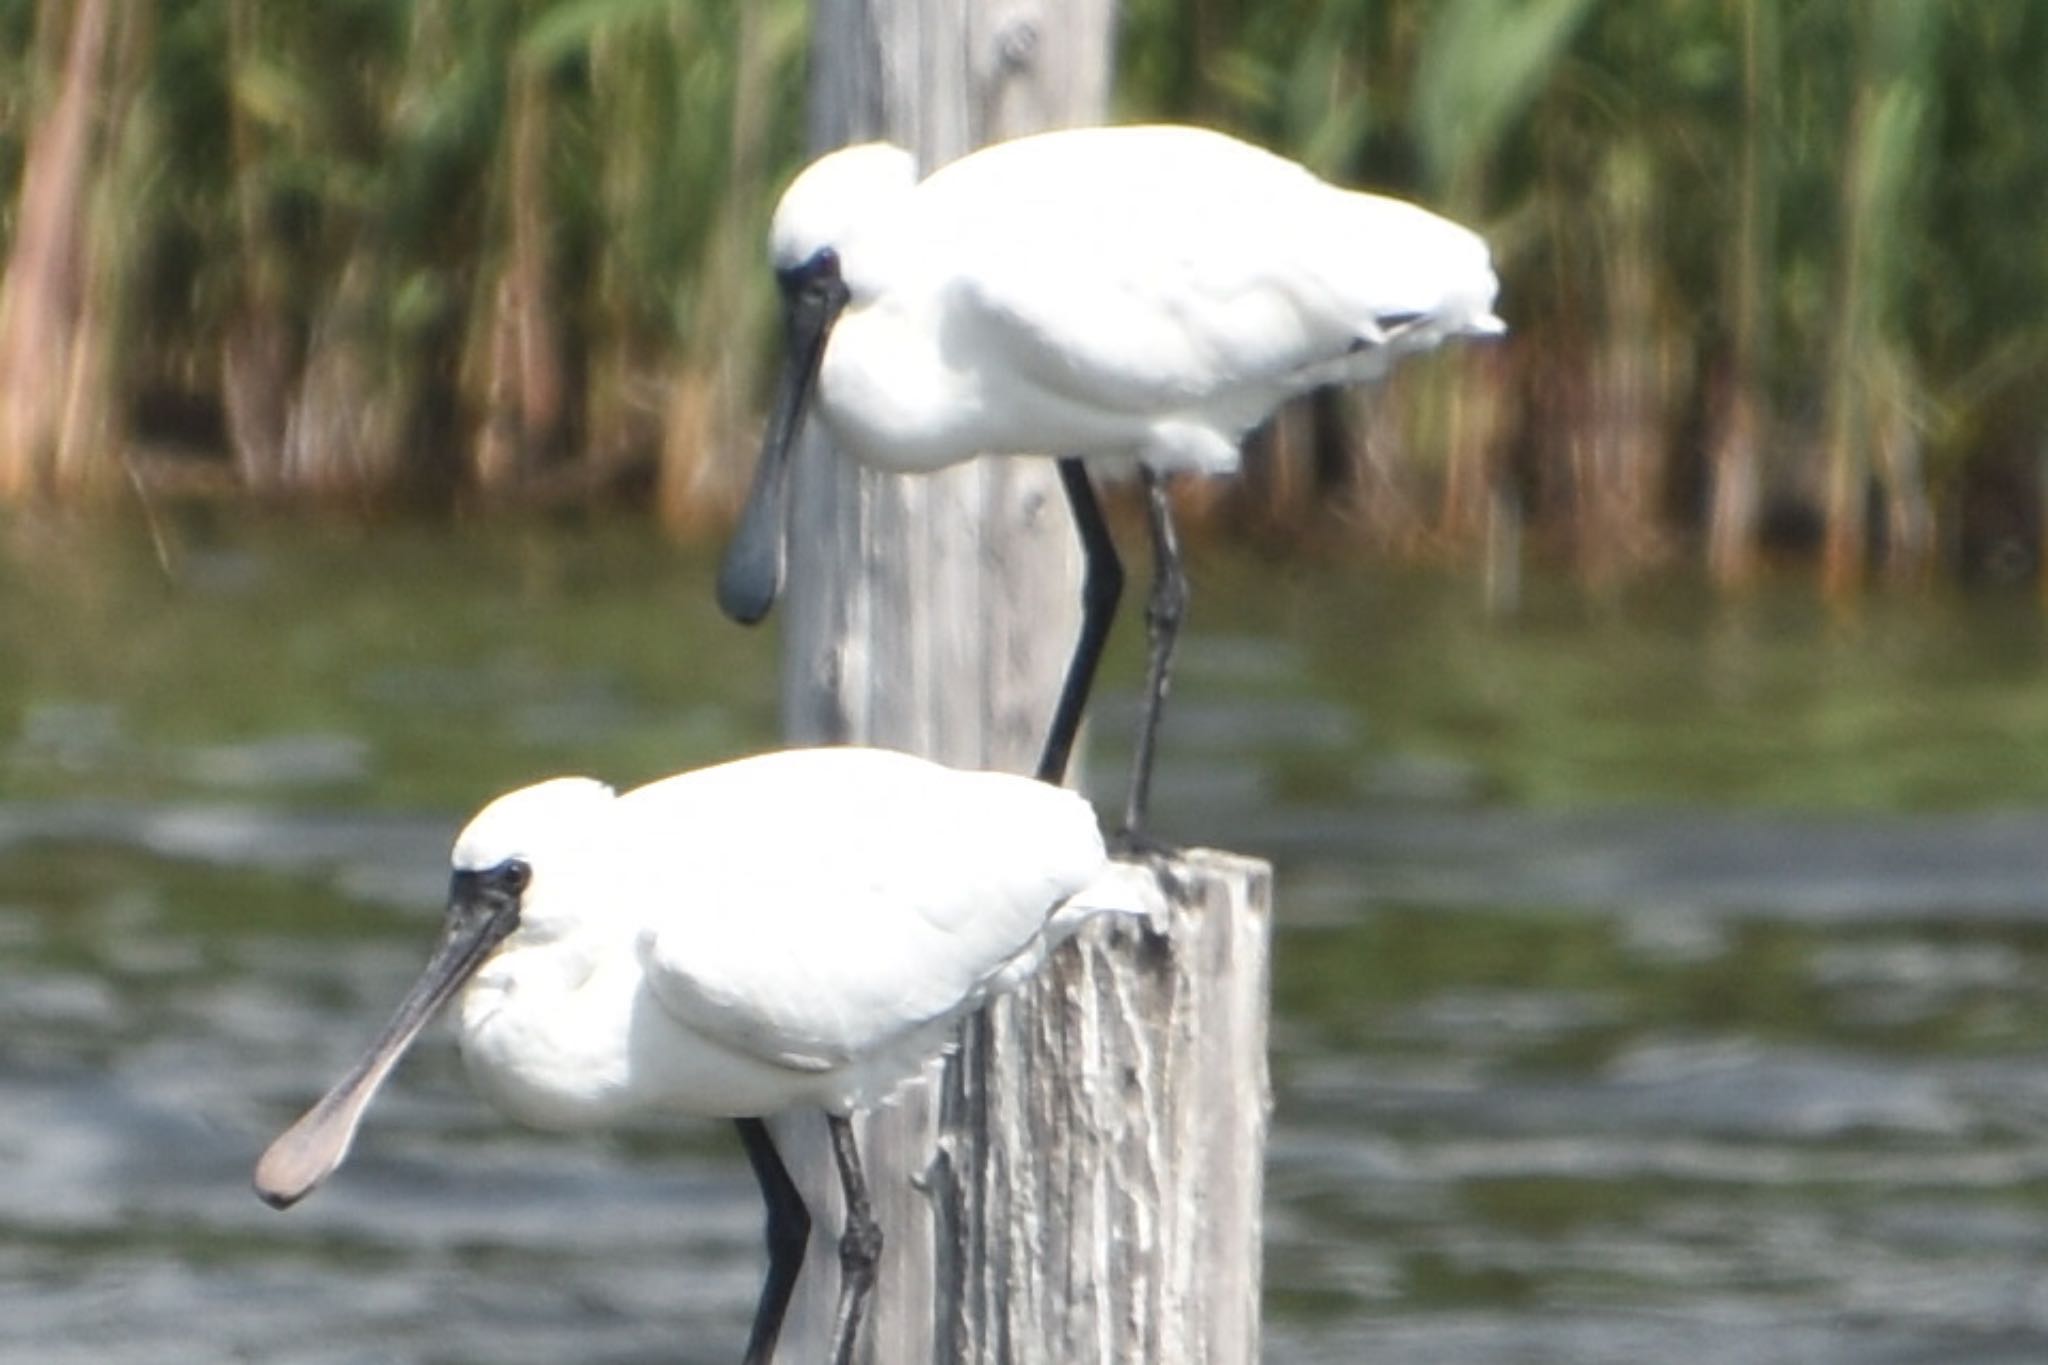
[909,126,1499,416]
[623,749,1105,1073]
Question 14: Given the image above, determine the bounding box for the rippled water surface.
[7,519,2048,1364]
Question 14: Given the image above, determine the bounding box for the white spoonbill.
[253,746,1151,1365]
[717,124,1504,831]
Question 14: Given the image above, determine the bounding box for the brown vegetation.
[0,1,2042,591]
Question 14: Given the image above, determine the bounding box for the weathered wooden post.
[768,2,1273,1361]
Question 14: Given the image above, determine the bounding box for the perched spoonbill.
[253,746,1150,1365]
[717,124,1504,832]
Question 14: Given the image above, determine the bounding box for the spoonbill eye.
[775,247,842,298]
[497,859,532,895]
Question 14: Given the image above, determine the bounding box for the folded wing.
[921,126,1500,417]
[627,750,1106,1073]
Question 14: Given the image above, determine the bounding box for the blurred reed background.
[0,0,2043,595]
[11,12,2048,1360]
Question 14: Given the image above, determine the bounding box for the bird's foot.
[1108,826,1189,899]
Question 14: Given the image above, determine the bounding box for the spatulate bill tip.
[251,1116,354,1211]
[715,548,782,625]
[253,1178,309,1211]
[251,1152,324,1210]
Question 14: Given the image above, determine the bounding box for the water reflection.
[5,522,2048,1362]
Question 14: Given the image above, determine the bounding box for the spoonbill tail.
[717,124,1504,832]
[253,746,1152,1365]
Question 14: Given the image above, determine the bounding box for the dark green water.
[6,516,2048,1364]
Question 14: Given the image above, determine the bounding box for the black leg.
[1123,466,1187,837]
[1037,457,1125,785]
[735,1117,811,1365]
[824,1114,882,1365]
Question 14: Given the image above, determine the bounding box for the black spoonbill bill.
[716,124,1504,835]
[254,746,1154,1365]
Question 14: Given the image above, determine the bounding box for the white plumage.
[772,125,1502,478]
[456,748,1118,1122]
[719,125,1504,831]
[254,746,1152,1365]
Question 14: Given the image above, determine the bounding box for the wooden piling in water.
[764,1,1275,1361]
